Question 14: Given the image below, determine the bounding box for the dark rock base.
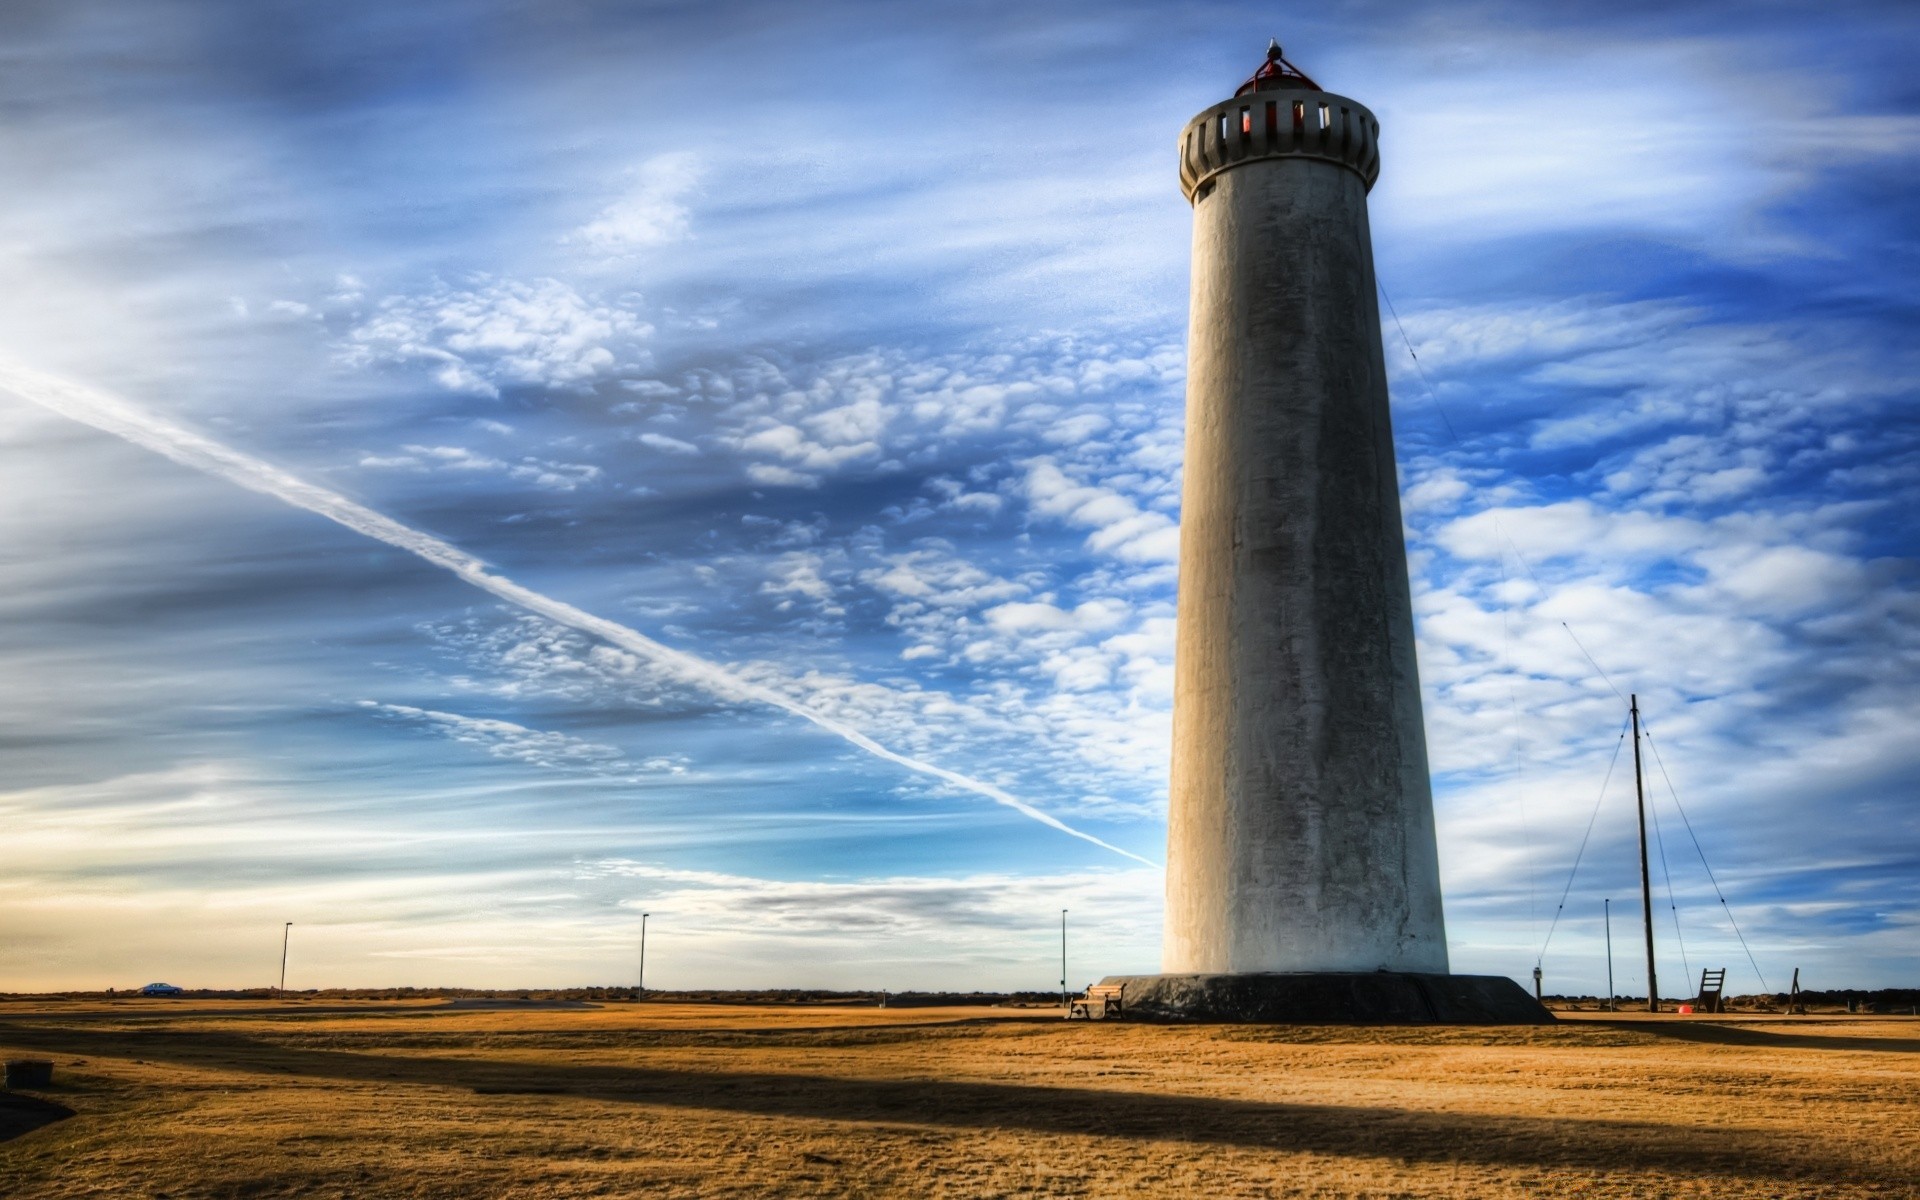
[1099,972,1554,1024]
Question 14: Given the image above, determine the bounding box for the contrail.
[0,360,1153,866]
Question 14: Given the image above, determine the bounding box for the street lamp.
[639,912,650,997]
[279,922,293,993]
[1060,909,1068,1008]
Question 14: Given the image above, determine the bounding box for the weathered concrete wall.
[1103,973,1551,1024]
[1163,93,1448,975]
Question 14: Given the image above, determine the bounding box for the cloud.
[356,442,603,491]
[571,153,701,253]
[642,339,1183,497]
[360,444,504,472]
[2,0,1917,994]
[0,358,1151,866]
[737,420,883,470]
[1690,543,1871,618]
[745,462,819,488]
[587,858,1160,955]
[636,431,699,455]
[1373,37,1920,252]
[1021,459,1179,563]
[346,277,652,397]
[360,700,685,779]
[760,550,846,617]
[983,599,1127,636]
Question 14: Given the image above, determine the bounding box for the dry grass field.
[2,997,1917,1198]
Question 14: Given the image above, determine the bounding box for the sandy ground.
[2,998,1916,1198]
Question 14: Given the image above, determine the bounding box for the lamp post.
[639,912,650,997]
[279,922,293,993]
[1060,909,1068,1008]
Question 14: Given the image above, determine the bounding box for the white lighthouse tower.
[1104,43,1547,1023]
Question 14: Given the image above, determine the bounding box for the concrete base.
[1099,972,1554,1025]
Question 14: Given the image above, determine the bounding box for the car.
[139,982,184,996]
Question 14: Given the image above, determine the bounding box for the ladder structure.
[1696,968,1727,1014]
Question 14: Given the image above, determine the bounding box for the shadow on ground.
[0,1093,73,1144]
[1585,1018,1920,1055]
[0,1021,1898,1188]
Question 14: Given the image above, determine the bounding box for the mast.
[1631,695,1658,1012]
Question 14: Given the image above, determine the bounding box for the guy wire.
[1648,797,1693,992]
[1642,725,1772,994]
[1537,715,1632,966]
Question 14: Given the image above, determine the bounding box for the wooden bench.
[1067,984,1125,1020]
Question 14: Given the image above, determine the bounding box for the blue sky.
[0,0,1915,995]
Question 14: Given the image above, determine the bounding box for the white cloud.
[1373,39,1920,253]
[637,431,699,455]
[648,340,1183,502]
[1390,300,1697,380]
[738,421,882,470]
[359,444,504,472]
[1021,459,1179,563]
[745,462,819,488]
[1437,501,1704,571]
[347,277,651,397]
[586,858,1160,965]
[760,550,846,617]
[983,599,1127,636]
[356,443,602,492]
[572,152,702,253]
[1691,543,1870,618]
[360,700,680,778]
[861,544,1025,615]
[1403,469,1473,514]
[507,459,601,491]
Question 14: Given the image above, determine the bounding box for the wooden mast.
[1631,694,1658,1013]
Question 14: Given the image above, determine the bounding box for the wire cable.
[1376,277,1628,704]
[1377,279,1460,443]
[1642,724,1772,995]
[1537,715,1633,967]
[1648,797,1692,993]
[1559,622,1628,703]
[1375,276,1768,994]
[1499,544,1540,941]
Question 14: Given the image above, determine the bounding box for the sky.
[0,0,1915,996]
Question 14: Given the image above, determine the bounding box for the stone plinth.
[1101,972,1553,1024]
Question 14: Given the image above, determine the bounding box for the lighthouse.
[1102,43,1548,1023]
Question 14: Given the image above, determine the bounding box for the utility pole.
[1631,695,1658,1013]
[1605,899,1616,1012]
[639,913,650,996]
[1060,909,1068,1008]
[279,922,293,993]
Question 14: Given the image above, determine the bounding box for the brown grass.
[2,997,1916,1198]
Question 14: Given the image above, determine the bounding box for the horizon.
[2,0,1917,997]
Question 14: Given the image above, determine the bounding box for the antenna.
[1631,696,1658,1013]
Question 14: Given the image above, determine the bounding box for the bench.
[1067,983,1125,1021]
[3,1060,53,1088]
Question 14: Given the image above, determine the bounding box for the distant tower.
[1162,42,1449,978]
